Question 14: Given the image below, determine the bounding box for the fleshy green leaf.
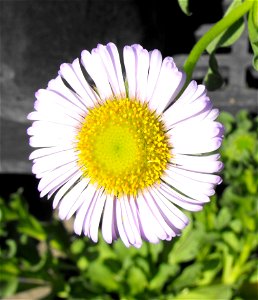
[169,226,206,264]
[248,3,258,70]
[87,261,119,291]
[149,263,179,291]
[173,285,233,300]
[207,0,245,53]
[217,207,232,230]
[127,266,148,295]
[0,277,19,298]
[177,0,191,16]
[172,263,203,292]
[204,53,224,91]
[222,231,241,252]
[217,111,235,134]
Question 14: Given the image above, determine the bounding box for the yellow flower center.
[76,98,171,196]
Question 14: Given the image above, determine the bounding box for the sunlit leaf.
[216,207,232,230]
[168,226,206,264]
[87,261,119,291]
[177,0,191,16]
[173,285,233,300]
[127,266,148,295]
[207,0,245,53]
[222,231,241,252]
[172,263,203,291]
[248,1,258,70]
[149,263,179,291]
[0,277,19,298]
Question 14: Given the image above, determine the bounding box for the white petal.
[171,153,223,173]
[136,193,162,242]
[102,194,114,244]
[151,186,189,230]
[150,57,186,114]
[47,75,91,109]
[123,196,142,248]
[162,171,211,202]
[59,60,98,104]
[144,189,176,238]
[28,121,78,137]
[29,134,74,148]
[74,187,97,235]
[206,108,220,120]
[32,149,77,174]
[29,145,73,160]
[120,196,136,245]
[65,180,94,220]
[172,137,223,154]
[83,188,101,237]
[37,161,77,192]
[168,164,222,184]
[146,49,162,103]
[96,43,126,97]
[168,121,224,141]
[112,198,119,241]
[81,49,112,100]
[58,178,88,219]
[123,45,136,99]
[158,182,204,211]
[164,168,215,194]
[163,97,212,129]
[27,111,81,128]
[52,171,82,208]
[35,89,86,118]
[71,58,99,105]
[89,190,106,242]
[116,198,130,247]
[135,48,149,101]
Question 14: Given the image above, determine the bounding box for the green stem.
[183,0,254,85]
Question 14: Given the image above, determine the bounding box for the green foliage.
[248,0,258,70]
[177,0,191,16]
[183,0,256,88]
[0,110,257,299]
[204,0,246,90]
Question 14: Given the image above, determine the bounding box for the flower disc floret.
[76,98,171,196]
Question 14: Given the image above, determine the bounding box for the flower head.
[28,43,223,248]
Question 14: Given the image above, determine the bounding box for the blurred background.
[0,0,257,299]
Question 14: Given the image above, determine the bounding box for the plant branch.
[183,0,254,85]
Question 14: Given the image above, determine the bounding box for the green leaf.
[204,53,224,91]
[173,285,233,300]
[177,0,191,16]
[197,255,222,285]
[216,207,232,230]
[222,130,256,163]
[172,263,203,292]
[248,2,258,70]
[222,231,241,252]
[149,263,179,291]
[0,277,19,297]
[207,0,245,53]
[70,239,85,255]
[18,215,46,241]
[252,0,258,29]
[217,111,235,135]
[87,261,119,291]
[127,266,148,295]
[168,226,206,264]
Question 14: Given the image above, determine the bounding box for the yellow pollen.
[76,98,171,196]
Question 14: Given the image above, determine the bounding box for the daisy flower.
[28,43,223,248]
